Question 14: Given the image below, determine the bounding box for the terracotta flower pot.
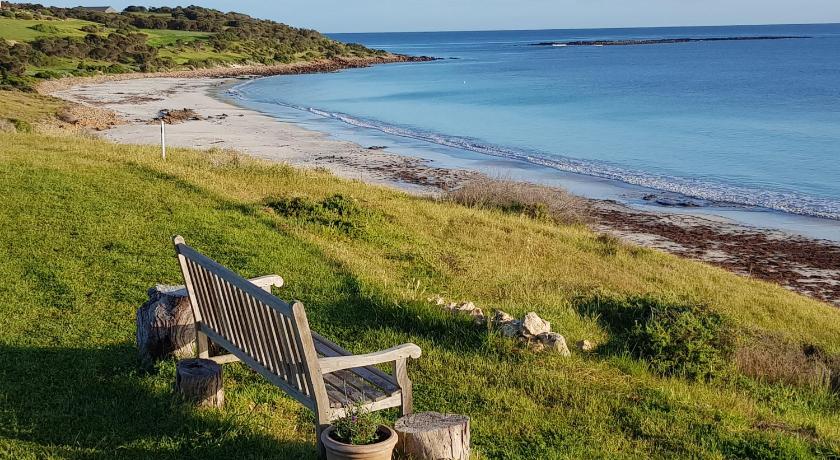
[321,425,398,460]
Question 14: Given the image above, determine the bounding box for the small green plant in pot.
[321,403,398,460]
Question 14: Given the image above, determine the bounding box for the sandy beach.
[49,75,840,306]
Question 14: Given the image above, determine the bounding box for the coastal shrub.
[584,295,734,381]
[595,233,623,256]
[29,24,60,34]
[33,70,63,80]
[445,177,589,225]
[9,118,33,133]
[634,304,733,380]
[264,194,381,238]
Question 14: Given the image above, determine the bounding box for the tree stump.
[395,412,470,460]
[136,284,196,368]
[176,358,224,408]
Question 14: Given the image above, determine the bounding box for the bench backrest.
[173,236,328,412]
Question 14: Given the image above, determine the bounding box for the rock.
[452,302,486,324]
[522,312,551,337]
[576,340,594,352]
[0,119,15,133]
[428,295,446,306]
[136,284,196,368]
[539,332,571,356]
[461,307,485,322]
[499,320,522,338]
[56,108,80,124]
[455,301,475,311]
[491,309,514,325]
[529,341,546,352]
[642,193,705,208]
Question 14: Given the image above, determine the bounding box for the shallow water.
[227,24,840,240]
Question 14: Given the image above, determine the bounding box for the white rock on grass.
[499,320,523,338]
[576,340,594,352]
[539,332,571,356]
[491,309,514,325]
[522,312,551,337]
[455,302,485,324]
[428,296,447,306]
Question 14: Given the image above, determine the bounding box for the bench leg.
[395,358,413,416]
[315,418,330,459]
[196,330,210,359]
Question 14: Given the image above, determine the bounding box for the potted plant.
[321,403,398,460]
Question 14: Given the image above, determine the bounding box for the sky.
[32,1,840,33]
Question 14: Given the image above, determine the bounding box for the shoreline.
[35,55,436,94]
[47,75,840,306]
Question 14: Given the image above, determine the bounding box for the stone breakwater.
[37,55,437,94]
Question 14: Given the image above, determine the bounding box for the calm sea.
[226,24,840,238]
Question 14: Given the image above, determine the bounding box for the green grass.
[0,90,62,129]
[158,48,248,65]
[139,29,213,47]
[0,18,100,42]
[0,107,839,458]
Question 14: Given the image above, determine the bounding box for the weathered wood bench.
[172,236,421,452]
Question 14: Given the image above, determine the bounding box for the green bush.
[28,24,60,34]
[9,118,33,133]
[629,302,733,380]
[265,194,380,238]
[584,295,734,381]
[33,70,63,79]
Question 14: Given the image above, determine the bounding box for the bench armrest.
[248,275,284,292]
[318,343,422,374]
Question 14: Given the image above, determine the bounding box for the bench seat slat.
[312,332,399,394]
[323,373,367,406]
[332,369,391,403]
[324,387,352,408]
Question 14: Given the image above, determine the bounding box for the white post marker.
[160,119,167,160]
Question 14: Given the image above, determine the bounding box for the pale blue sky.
[35,1,840,33]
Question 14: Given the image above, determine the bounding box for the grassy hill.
[0,93,839,458]
[0,3,389,89]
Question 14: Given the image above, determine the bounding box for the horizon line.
[326,21,840,35]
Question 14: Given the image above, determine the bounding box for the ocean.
[225,24,840,239]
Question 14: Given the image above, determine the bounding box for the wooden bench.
[172,235,421,452]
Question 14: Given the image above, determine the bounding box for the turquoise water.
[227,24,840,236]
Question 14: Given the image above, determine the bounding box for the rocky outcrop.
[531,36,807,47]
[429,296,590,355]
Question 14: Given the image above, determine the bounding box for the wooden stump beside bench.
[176,358,224,408]
[171,235,422,455]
